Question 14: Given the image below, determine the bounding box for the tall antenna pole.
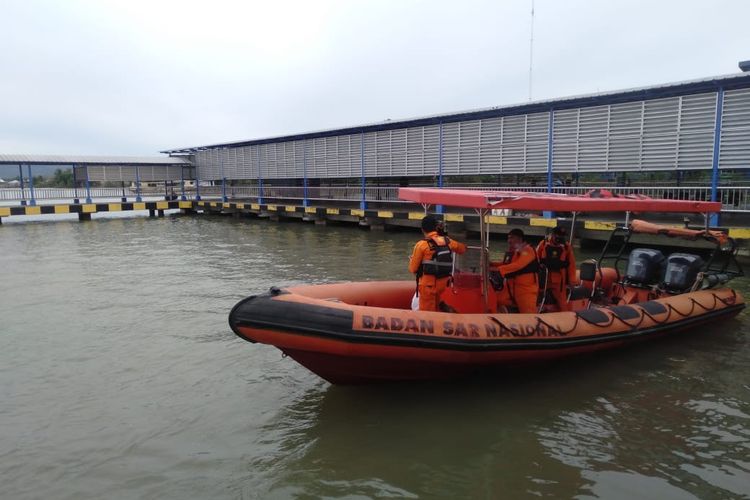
[528,0,535,101]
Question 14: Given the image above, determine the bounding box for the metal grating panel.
[349,134,362,177]
[609,102,642,137]
[423,125,440,177]
[336,135,350,177]
[325,136,338,177]
[312,138,326,177]
[441,122,460,175]
[479,117,502,173]
[578,106,608,142]
[190,86,750,178]
[406,126,424,175]
[458,121,480,174]
[363,132,377,176]
[720,88,750,169]
[525,112,549,172]
[391,128,407,176]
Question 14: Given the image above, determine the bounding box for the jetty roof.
[162,71,750,154]
[0,154,190,166]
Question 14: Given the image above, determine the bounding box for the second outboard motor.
[625,248,665,286]
[663,253,704,292]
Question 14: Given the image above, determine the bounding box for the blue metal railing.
[3,185,750,213]
[181,185,750,213]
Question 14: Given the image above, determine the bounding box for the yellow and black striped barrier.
[0,200,193,223]
[2,199,749,244]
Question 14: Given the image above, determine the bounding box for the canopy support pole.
[478,208,490,312]
[437,122,444,214]
[624,210,631,226]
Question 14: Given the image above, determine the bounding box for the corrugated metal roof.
[0,154,190,165]
[162,71,750,153]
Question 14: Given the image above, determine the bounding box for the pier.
[2,69,750,246]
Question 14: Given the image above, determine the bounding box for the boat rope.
[494,290,736,338]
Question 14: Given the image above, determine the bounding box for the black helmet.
[421,215,439,232]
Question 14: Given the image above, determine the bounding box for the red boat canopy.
[398,188,722,213]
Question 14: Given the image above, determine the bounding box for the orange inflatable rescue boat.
[229,189,745,384]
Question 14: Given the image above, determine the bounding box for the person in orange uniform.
[536,226,577,311]
[409,215,467,311]
[492,228,540,314]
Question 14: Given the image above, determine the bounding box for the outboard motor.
[663,253,704,292]
[624,248,665,287]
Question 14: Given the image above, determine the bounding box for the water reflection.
[241,316,749,499]
[2,214,749,499]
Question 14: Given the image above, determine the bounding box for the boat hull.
[229,281,745,384]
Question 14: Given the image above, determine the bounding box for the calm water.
[1,214,749,499]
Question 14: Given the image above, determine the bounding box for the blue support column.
[180,167,186,201]
[195,165,201,201]
[303,141,309,207]
[18,164,26,206]
[543,110,555,219]
[437,122,444,214]
[257,147,264,204]
[134,166,142,202]
[360,132,367,210]
[220,149,228,202]
[710,88,725,227]
[84,166,92,204]
[72,164,80,203]
[27,164,36,206]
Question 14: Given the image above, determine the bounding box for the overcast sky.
[1,0,749,156]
